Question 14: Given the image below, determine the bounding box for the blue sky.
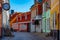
[10,0,34,12]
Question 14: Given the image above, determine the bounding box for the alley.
[0,0,60,40]
[1,32,49,40]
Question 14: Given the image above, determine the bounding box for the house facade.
[50,0,60,38]
[30,0,43,32]
[10,12,31,32]
[42,0,51,33]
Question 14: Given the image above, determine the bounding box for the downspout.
[45,2,46,33]
[58,0,60,40]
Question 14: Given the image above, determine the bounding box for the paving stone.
[1,32,56,40]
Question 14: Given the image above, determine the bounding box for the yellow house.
[50,0,60,31]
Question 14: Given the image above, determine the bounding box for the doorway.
[27,23,30,32]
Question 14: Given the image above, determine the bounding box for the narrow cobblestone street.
[0,0,60,40]
[1,32,55,40]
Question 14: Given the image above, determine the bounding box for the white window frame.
[20,16,22,20]
[53,12,56,30]
[25,14,27,20]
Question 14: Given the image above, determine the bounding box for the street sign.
[2,3,10,11]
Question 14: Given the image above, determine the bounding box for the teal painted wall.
[42,9,50,33]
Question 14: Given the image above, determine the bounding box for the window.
[0,3,2,7]
[20,16,22,20]
[25,14,27,20]
[53,12,56,30]
[0,4,2,12]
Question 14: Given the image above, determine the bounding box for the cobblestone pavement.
[31,32,57,40]
[1,32,57,40]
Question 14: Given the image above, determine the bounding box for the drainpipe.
[58,12,59,40]
[45,18,46,33]
[58,17,59,40]
[58,0,60,40]
[16,15,18,31]
[45,2,47,33]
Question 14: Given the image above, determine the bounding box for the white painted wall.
[3,0,9,3]
[30,23,35,32]
[31,9,36,32]
[2,10,7,28]
[2,0,10,28]
[20,24,27,31]
[31,9,36,19]
[12,23,18,29]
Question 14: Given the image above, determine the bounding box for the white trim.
[25,14,27,20]
[0,4,1,7]
[12,21,31,24]
[18,21,31,23]
[53,13,56,30]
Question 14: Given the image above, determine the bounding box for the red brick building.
[10,12,31,32]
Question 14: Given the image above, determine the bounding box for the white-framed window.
[16,15,18,23]
[0,3,1,7]
[53,12,56,30]
[20,16,22,20]
[25,14,27,20]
